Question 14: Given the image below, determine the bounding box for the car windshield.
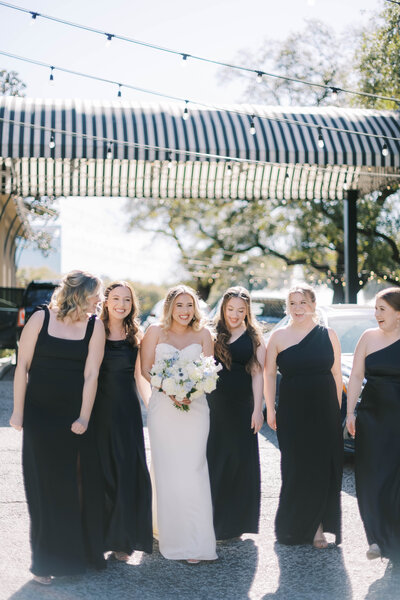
[327,313,377,354]
[26,288,55,305]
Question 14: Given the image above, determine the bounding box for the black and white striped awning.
[0,97,399,200]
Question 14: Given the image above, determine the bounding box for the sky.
[0,0,383,284]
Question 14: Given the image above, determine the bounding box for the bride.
[140,285,217,563]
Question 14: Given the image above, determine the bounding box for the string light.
[105,33,113,47]
[317,127,325,149]
[331,87,339,100]
[250,115,256,135]
[382,143,389,156]
[1,1,399,106]
[117,84,122,98]
[106,142,113,158]
[182,101,189,121]
[29,10,38,24]
[181,53,188,67]
[256,72,263,83]
[49,66,54,85]
[48,133,55,149]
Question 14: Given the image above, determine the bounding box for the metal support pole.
[344,189,359,304]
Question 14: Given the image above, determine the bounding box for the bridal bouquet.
[150,352,222,412]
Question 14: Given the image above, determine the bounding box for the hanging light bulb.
[382,142,389,156]
[317,127,324,148]
[49,67,54,85]
[117,84,122,98]
[331,87,339,101]
[167,151,173,170]
[181,54,189,67]
[256,71,263,83]
[105,33,113,47]
[30,11,38,25]
[182,101,189,120]
[226,162,232,171]
[106,142,113,159]
[49,134,55,149]
[249,115,256,136]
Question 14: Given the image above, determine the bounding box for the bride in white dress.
[140,285,217,563]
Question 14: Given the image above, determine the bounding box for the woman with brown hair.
[10,270,106,585]
[347,287,400,562]
[95,282,152,562]
[207,286,265,540]
[265,284,343,549]
[140,285,217,563]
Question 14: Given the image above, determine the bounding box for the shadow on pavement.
[365,562,400,600]
[259,422,279,449]
[8,538,258,600]
[262,542,351,600]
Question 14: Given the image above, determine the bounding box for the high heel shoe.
[366,544,381,560]
[32,575,52,585]
[112,551,131,562]
[186,559,201,564]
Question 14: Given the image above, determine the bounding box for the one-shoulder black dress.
[94,339,152,555]
[275,325,343,545]
[355,338,400,561]
[207,331,261,539]
[22,306,106,576]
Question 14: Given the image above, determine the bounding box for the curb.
[0,355,14,380]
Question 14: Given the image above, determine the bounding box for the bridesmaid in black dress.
[207,287,265,540]
[265,284,343,548]
[10,270,106,585]
[347,287,400,562]
[95,282,152,561]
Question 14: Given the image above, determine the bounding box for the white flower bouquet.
[150,352,222,412]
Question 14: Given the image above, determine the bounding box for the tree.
[0,69,26,97]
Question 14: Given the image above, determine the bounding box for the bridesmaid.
[95,282,153,561]
[9,270,106,585]
[265,284,343,548]
[207,286,265,540]
[140,285,217,564]
[346,287,400,561]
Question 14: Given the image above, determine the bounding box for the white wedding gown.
[147,343,217,560]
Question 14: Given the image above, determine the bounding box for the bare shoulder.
[199,326,213,343]
[24,308,45,333]
[269,327,287,344]
[93,317,105,332]
[326,327,340,342]
[358,328,378,344]
[143,324,162,342]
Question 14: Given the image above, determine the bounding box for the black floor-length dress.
[22,306,106,576]
[94,339,152,554]
[355,339,400,561]
[275,325,343,545]
[207,331,261,539]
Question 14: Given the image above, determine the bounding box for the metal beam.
[344,189,359,303]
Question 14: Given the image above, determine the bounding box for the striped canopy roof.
[0,97,399,200]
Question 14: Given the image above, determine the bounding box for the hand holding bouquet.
[150,352,222,411]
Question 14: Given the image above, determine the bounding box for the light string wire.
[1,116,400,180]
[0,0,399,105]
[1,50,400,145]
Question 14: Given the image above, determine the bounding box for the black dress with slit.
[94,339,153,554]
[207,331,261,539]
[275,325,343,545]
[22,306,106,576]
[355,338,400,561]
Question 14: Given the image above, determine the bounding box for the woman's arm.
[345,332,368,437]
[135,351,151,407]
[71,319,105,435]
[10,311,44,431]
[251,339,267,434]
[264,332,279,431]
[201,327,214,357]
[140,325,160,383]
[328,328,343,408]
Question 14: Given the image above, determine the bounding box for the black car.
[0,297,19,350]
[16,280,59,341]
[265,304,376,454]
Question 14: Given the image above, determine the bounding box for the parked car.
[16,280,59,342]
[0,298,18,350]
[264,304,376,454]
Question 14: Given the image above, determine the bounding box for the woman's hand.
[251,409,264,434]
[267,409,277,431]
[71,417,88,435]
[346,414,356,437]
[169,395,191,409]
[9,412,23,431]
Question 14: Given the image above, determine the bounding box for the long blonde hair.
[214,286,262,373]
[50,270,102,322]
[160,285,205,331]
[101,281,141,347]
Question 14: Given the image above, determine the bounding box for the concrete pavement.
[0,369,399,600]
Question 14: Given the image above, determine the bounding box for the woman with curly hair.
[95,281,152,561]
[10,270,106,585]
[207,286,266,540]
[140,285,217,563]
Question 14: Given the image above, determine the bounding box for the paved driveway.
[0,370,399,600]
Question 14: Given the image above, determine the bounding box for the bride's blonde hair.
[160,285,205,332]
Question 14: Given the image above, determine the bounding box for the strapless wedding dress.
[147,343,217,560]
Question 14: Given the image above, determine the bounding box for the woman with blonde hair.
[347,287,400,561]
[95,281,152,561]
[265,284,343,548]
[207,286,265,539]
[140,285,217,563]
[10,270,106,585]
